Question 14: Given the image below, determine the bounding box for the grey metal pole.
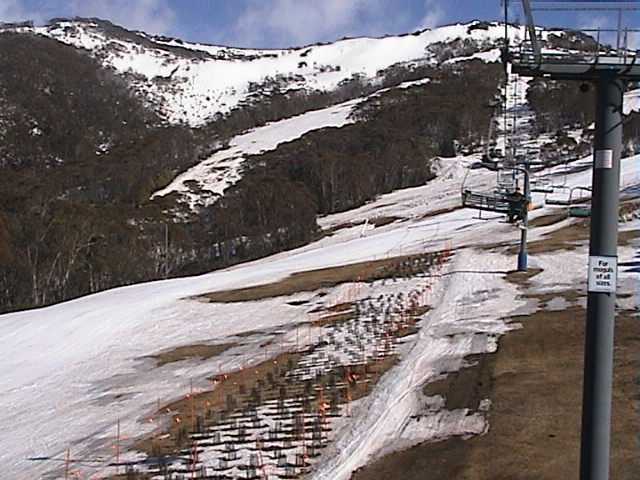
[579,73,623,480]
[616,8,622,51]
[517,166,530,271]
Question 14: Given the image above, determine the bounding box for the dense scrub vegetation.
[298,61,497,212]
[0,33,200,310]
[526,78,640,160]
[0,28,500,313]
[526,79,596,133]
[193,60,501,264]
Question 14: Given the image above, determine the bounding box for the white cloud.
[0,0,177,35]
[576,12,630,49]
[68,0,176,35]
[417,0,445,30]
[230,0,386,48]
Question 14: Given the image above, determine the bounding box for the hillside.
[8,18,512,126]
[0,16,639,480]
[1,18,639,316]
[0,19,515,314]
[1,134,638,480]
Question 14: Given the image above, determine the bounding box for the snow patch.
[152,98,361,208]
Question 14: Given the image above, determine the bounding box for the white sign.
[588,255,617,293]
[595,149,613,169]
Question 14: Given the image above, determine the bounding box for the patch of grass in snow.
[132,349,304,458]
[198,251,448,303]
[417,204,463,220]
[123,297,430,471]
[620,199,640,220]
[491,219,637,256]
[130,348,402,462]
[528,212,567,228]
[422,352,493,412]
[311,301,427,329]
[310,302,358,328]
[145,343,236,368]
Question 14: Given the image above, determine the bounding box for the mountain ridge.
[1,17,514,125]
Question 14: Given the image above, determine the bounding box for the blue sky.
[1,1,637,48]
[0,0,503,48]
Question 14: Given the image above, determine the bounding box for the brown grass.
[146,343,235,367]
[504,220,638,255]
[422,352,492,411]
[110,473,151,480]
[482,202,640,256]
[529,212,567,228]
[130,299,431,463]
[312,310,357,327]
[134,350,304,457]
[370,216,402,227]
[504,268,543,286]
[197,251,443,303]
[620,199,640,217]
[351,301,640,480]
[419,205,462,220]
[521,219,590,254]
[133,348,405,460]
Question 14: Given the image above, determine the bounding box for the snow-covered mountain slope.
[151,76,431,208]
[1,143,639,479]
[154,67,640,210]
[2,19,522,126]
[152,97,362,208]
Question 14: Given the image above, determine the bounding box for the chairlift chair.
[461,167,529,222]
[546,196,570,206]
[567,186,592,217]
[545,186,592,216]
[496,168,518,193]
[462,188,528,222]
[531,176,554,193]
[546,185,590,205]
[568,205,591,218]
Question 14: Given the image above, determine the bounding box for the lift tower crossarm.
[522,0,542,59]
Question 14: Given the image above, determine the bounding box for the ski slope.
[1,141,639,478]
[151,77,433,208]
[2,22,640,477]
[151,97,362,208]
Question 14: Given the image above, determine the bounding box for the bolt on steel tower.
[504,2,640,479]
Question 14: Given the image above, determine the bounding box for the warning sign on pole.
[594,149,613,169]
[588,255,617,293]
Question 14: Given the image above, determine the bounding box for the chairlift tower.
[504,2,640,480]
[461,46,531,271]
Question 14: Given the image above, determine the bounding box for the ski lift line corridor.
[461,64,532,270]
[504,2,640,480]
